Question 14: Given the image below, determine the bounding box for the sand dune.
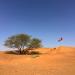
[0,46,75,75]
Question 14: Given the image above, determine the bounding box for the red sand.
[0,46,75,75]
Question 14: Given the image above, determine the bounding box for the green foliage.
[4,34,30,54]
[4,34,42,54]
[28,38,42,49]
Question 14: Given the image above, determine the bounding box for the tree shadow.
[5,50,20,55]
[5,50,41,56]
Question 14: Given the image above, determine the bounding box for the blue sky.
[0,0,75,50]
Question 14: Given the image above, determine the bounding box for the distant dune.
[0,46,75,75]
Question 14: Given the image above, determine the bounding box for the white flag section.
[57,37,64,42]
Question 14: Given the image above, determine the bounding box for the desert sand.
[0,46,75,75]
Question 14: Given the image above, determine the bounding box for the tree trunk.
[19,48,21,54]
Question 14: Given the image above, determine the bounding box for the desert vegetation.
[4,34,42,55]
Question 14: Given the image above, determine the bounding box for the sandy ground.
[0,46,75,75]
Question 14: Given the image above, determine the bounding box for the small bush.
[30,51,40,55]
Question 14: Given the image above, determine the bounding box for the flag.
[57,37,63,42]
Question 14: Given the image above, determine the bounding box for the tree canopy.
[28,38,42,49]
[4,34,42,54]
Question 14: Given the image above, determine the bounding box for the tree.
[28,38,42,49]
[4,34,30,54]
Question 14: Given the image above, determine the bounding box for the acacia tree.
[28,38,42,49]
[4,34,30,54]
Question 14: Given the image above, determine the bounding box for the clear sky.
[0,0,75,50]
